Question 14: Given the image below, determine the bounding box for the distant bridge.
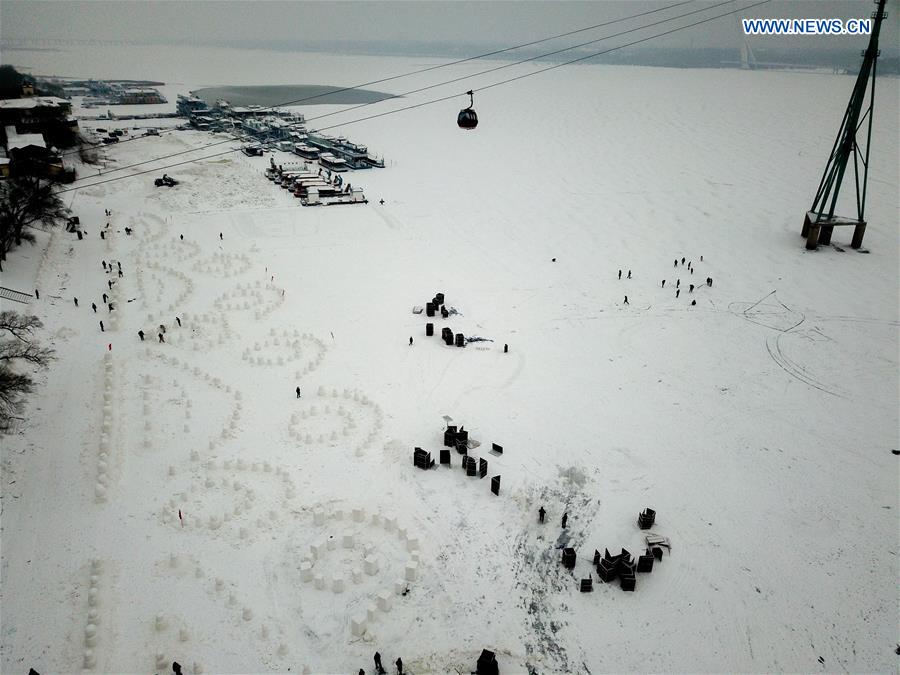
[1,37,148,48]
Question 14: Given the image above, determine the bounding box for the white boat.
[319,153,348,172]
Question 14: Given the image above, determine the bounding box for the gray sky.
[1,1,895,52]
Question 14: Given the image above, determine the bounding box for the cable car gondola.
[457,90,478,130]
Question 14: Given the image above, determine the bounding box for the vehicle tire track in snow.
[765,332,847,399]
[731,295,847,398]
[371,204,404,232]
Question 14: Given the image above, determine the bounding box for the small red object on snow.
[107,343,112,351]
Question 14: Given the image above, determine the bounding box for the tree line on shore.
[1,64,70,429]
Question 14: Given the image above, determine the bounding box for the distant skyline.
[2,1,896,55]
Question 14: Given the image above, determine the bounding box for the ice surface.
[0,52,897,674]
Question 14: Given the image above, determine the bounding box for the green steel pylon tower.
[801,0,887,250]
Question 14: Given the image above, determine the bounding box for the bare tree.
[0,174,70,270]
[78,134,101,166]
[0,311,45,342]
[0,311,54,430]
[0,368,33,425]
[0,340,54,366]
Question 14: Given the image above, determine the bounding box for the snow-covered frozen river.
[1,44,898,674]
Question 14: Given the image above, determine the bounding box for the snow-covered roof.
[0,96,70,110]
[6,133,46,151]
[0,157,10,165]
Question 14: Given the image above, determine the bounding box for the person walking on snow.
[374,652,385,674]
[138,330,144,341]
[219,232,223,240]
[618,269,622,280]
[92,302,97,313]
[74,297,78,307]
[409,336,413,346]
[539,506,546,523]
[661,280,666,288]
[676,289,680,298]
[296,386,301,399]
[627,270,631,279]
[176,317,181,327]
[624,296,629,305]
[561,512,568,528]
[99,321,104,332]
[396,657,403,675]
[158,332,165,343]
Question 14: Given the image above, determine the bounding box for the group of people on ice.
[360,651,404,674]
[619,254,713,307]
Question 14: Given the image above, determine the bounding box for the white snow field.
[1,61,898,675]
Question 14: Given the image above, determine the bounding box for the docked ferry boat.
[319,153,349,172]
[293,144,320,160]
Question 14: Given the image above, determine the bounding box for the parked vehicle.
[154,174,178,187]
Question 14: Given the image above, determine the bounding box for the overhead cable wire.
[63,0,715,179]
[60,0,694,158]
[55,0,770,195]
